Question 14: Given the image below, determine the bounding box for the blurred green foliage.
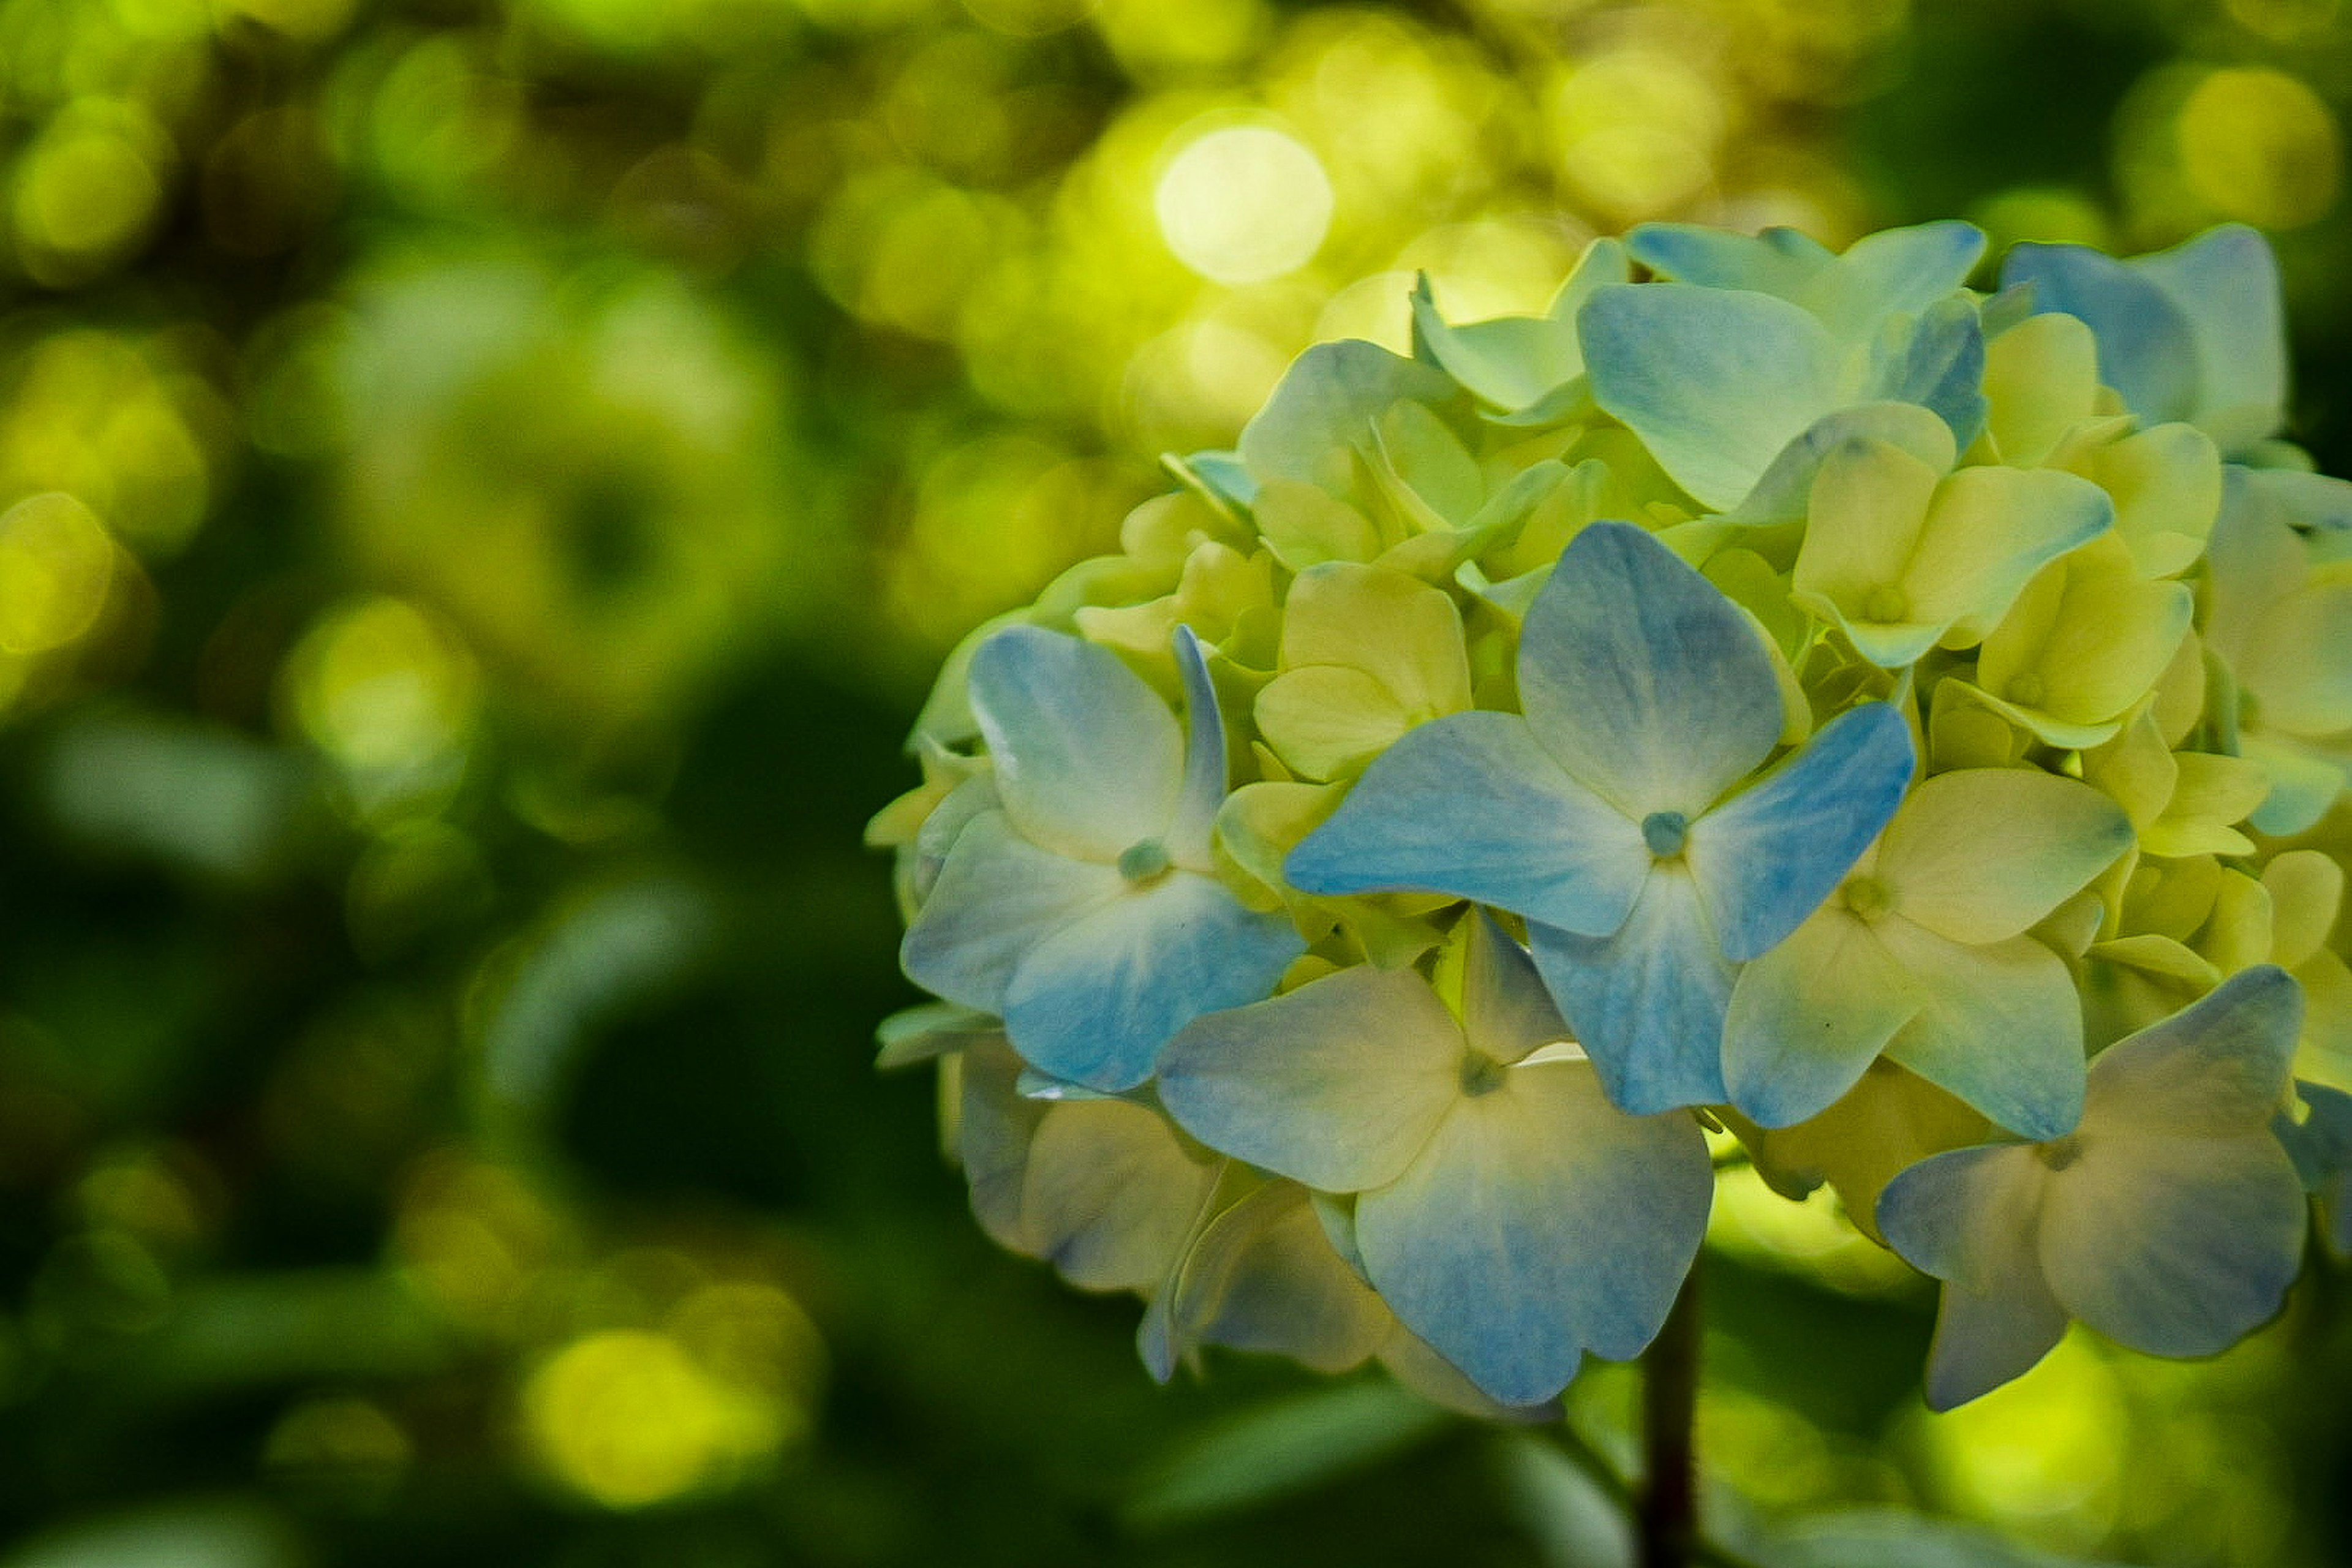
[0,0,2348,1563]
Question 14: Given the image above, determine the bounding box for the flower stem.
[1639,1253,1703,1568]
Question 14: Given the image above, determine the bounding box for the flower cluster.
[871,220,2352,1414]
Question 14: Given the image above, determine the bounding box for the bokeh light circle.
[0,494,115,658]
[2176,67,2341,228]
[1154,123,1335,285]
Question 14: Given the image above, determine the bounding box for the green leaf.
[1122,1379,1450,1531]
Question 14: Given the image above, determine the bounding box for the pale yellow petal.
[1983,312,2101,467]
[1975,533,2192,731]
[1256,665,1422,782]
[2076,422,2220,579]
[1879,769,2135,944]
[1792,437,1939,638]
[1253,479,1383,570]
[2264,850,2344,970]
[1905,466,2113,640]
[1729,1060,1990,1245]
[2082,712,2179,832]
[2193,869,2274,978]
[2142,752,2270,859]
[2239,580,2352,737]
[1277,562,1472,717]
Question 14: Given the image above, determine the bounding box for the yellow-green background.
[0,0,2346,1562]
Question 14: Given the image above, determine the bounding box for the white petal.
[1021,1098,1218,1291]
[970,625,1183,862]
[1156,966,1463,1194]
[2037,1129,2306,1357]
[900,810,1123,1012]
[1721,910,1923,1129]
[2084,964,2302,1137]
[1159,1182,1393,1374]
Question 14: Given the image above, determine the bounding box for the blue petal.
[1168,624,1227,869]
[1354,1058,1711,1404]
[1876,1143,2070,1410]
[1685,703,1915,963]
[2275,1080,2352,1191]
[2001,242,2198,426]
[1919,1272,2071,1413]
[1002,870,1303,1090]
[2032,971,2309,1355]
[1578,283,1842,511]
[1528,867,1734,1114]
[2280,1083,2352,1256]
[1624,224,1834,296]
[1876,1143,2025,1284]
[970,626,1183,862]
[2249,467,2352,537]
[1282,710,1648,938]
[1624,220,1984,347]
[1166,448,1258,513]
[900,810,1124,1012]
[1517,521,1784,820]
[1378,1328,1562,1422]
[1863,294,1987,454]
[1831,221,1988,330]
[2133,224,2286,452]
[2245,734,2349,837]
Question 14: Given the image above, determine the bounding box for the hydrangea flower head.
[873,217,2351,1420]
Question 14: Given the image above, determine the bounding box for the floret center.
[1117,839,1172,885]
[1459,1051,1509,1098]
[1842,876,1892,922]
[2037,1133,2083,1172]
[1642,810,1689,859]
